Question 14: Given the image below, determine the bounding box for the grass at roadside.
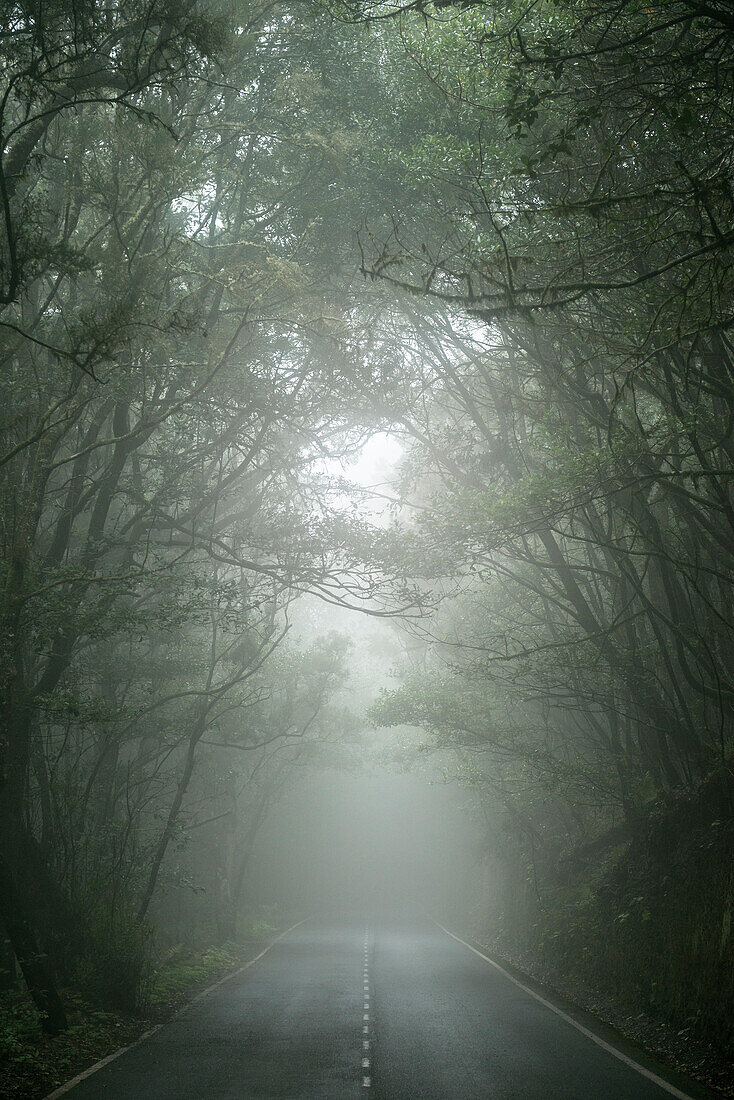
[0,938,276,1100]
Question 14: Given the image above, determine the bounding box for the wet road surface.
[54,917,705,1099]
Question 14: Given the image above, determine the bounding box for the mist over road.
[55,917,700,1100]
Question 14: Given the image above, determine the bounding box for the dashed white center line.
[362,925,372,1089]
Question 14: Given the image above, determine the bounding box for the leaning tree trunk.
[137,716,207,923]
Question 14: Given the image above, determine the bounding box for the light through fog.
[264,429,485,925]
[3,5,729,1095]
[318,431,404,524]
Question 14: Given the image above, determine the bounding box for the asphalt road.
[54,917,704,1099]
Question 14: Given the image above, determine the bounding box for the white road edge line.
[43,920,306,1100]
[433,921,697,1100]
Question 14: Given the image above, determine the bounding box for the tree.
[0,0,418,1029]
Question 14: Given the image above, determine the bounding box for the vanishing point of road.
[50,917,709,1099]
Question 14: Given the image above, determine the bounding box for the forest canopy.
[1,0,733,1053]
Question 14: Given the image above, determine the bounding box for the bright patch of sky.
[346,431,403,489]
[319,431,403,526]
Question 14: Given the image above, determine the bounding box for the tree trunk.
[0,845,67,1034]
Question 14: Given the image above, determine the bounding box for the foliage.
[530,771,734,1046]
[1,0,733,1064]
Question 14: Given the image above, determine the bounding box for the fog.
[240,439,485,923]
[249,543,485,925]
[251,768,482,919]
[2,3,732,1092]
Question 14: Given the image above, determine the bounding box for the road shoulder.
[435,922,729,1100]
[0,925,300,1100]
